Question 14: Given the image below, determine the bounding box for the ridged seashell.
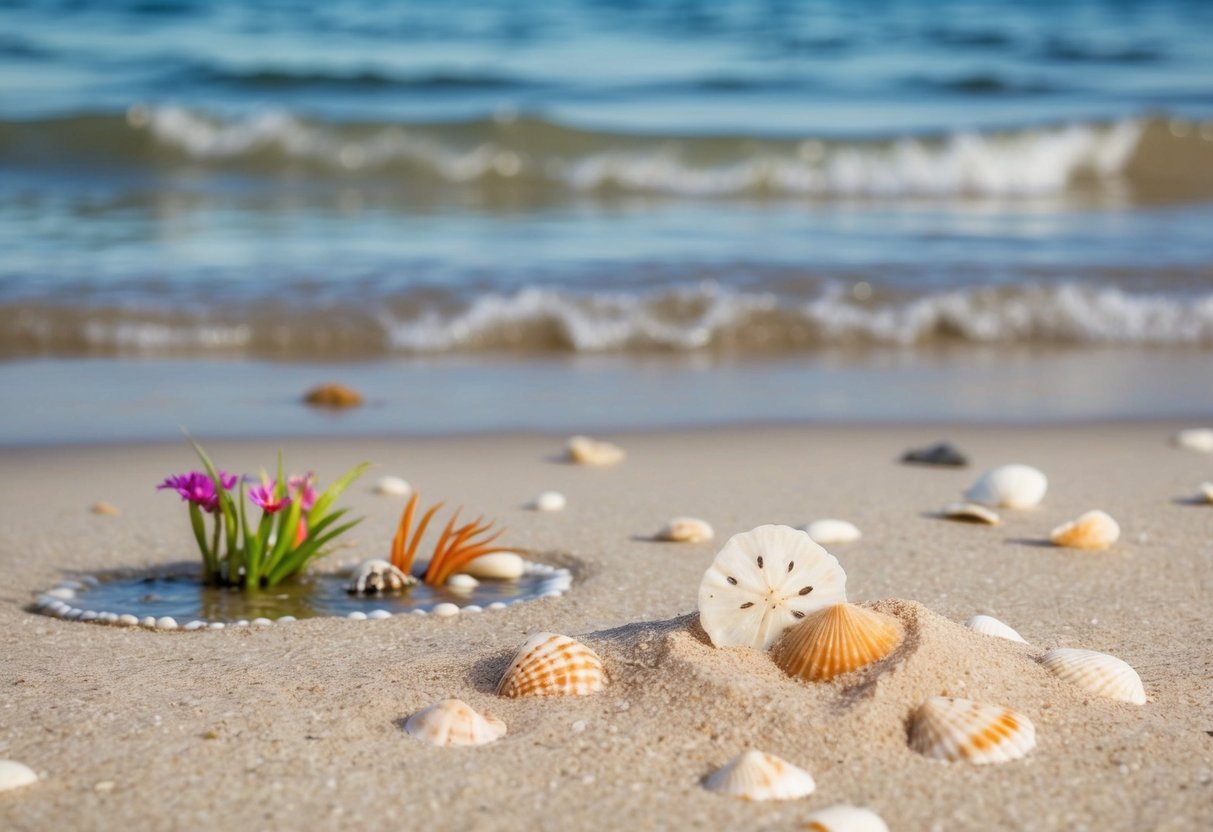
[530,490,567,511]
[464,552,525,580]
[943,502,1001,526]
[404,699,506,747]
[804,805,890,832]
[698,525,848,650]
[803,519,861,545]
[656,516,714,542]
[566,435,625,466]
[0,760,38,792]
[1040,648,1145,704]
[496,632,605,698]
[373,475,411,496]
[703,750,816,801]
[772,603,903,682]
[1050,510,1119,550]
[908,697,1036,764]
[964,464,1047,509]
[1201,482,1213,504]
[965,615,1027,644]
[347,558,415,594]
[1174,428,1213,453]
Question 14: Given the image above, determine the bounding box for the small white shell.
[908,697,1036,764]
[804,805,890,832]
[1201,482,1213,504]
[965,615,1027,644]
[943,502,1001,526]
[1040,648,1145,704]
[530,490,567,511]
[0,760,38,792]
[464,552,525,580]
[446,573,480,591]
[139,616,156,628]
[566,435,625,466]
[432,602,460,617]
[373,476,411,496]
[964,464,1047,509]
[155,617,177,630]
[1050,510,1120,550]
[348,558,414,594]
[404,699,506,747]
[117,614,139,627]
[703,750,815,801]
[1174,428,1213,453]
[803,519,861,545]
[656,516,714,542]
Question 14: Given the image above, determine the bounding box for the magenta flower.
[249,480,292,514]
[158,470,238,513]
[288,472,317,512]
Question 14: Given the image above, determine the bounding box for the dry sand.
[1,423,1211,831]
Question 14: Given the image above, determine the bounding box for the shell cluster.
[656,516,714,543]
[908,697,1036,765]
[1049,510,1120,550]
[404,698,506,747]
[1040,648,1145,704]
[496,633,605,698]
[703,750,816,801]
[566,435,625,466]
[964,464,1048,509]
[803,519,861,545]
[772,603,903,682]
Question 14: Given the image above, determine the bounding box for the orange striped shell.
[771,603,903,682]
[908,697,1035,764]
[496,632,605,698]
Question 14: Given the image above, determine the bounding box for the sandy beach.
[1,422,1210,831]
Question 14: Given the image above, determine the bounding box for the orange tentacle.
[390,493,418,570]
[403,501,444,574]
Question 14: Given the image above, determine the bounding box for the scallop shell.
[566,435,625,466]
[1040,648,1145,704]
[965,615,1027,644]
[908,697,1036,764]
[0,760,38,792]
[1174,428,1213,453]
[803,519,861,545]
[656,516,714,542]
[531,490,567,511]
[1050,510,1119,550]
[698,525,848,650]
[804,805,890,832]
[942,502,1001,526]
[963,464,1047,509]
[772,603,903,682]
[496,632,605,698]
[703,750,815,801]
[404,699,506,747]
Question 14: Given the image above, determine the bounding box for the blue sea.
[1,0,1211,442]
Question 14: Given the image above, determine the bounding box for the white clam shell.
[530,490,567,511]
[964,464,1048,509]
[1201,482,1213,504]
[464,552,525,580]
[404,699,506,747]
[1174,428,1213,453]
[496,632,605,698]
[373,476,411,496]
[908,697,1036,764]
[0,760,38,792]
[698,525,848,650]
[566,435,625,466]
[1050,510,1120,550]
[656,516,714,542]
[943,502,1001,526]
[1040,648,1146,704]
[703,750,815,801]
[803,519,861,545]
[965,615,1027,644]
[804,804,890,832]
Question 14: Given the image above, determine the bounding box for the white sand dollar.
[703,750,815,801]
[0,760,38,792]
[803,519,861,545]
[698,525,847,650]
[964,464,1047,509]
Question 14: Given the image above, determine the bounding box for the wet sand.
[1,423,1211,831]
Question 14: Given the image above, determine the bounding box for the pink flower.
[158,470,238,513]
[288,472,317,512]
[249,480,291,514]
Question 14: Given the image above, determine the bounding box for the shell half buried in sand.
[1040,648,1146,704]
[963,464,1047,509]
[0,759,38,792]
[656,516,714,542]
[703,750,816,801]
[566,435,625,466]
[772,603,903,682]
[804,804,890,832]
[698,525,848,650]
[803,519,861,545]
[965,614,1027,644]
[1050,510,1120,550]
[942,502,1001,526]
[496,632,605,698]
[404,699,506,747]
[908,697,1036,764]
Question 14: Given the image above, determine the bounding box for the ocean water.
[1,0,1211,441]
